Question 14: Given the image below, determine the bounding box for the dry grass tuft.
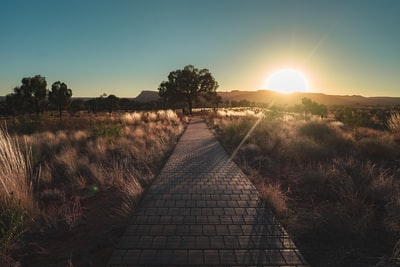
[205,107,400,266]
[0,127,35,258]
[0,128,34,213]
[387,111,400,133]
[259,183,287,217]
[1,110,187,264]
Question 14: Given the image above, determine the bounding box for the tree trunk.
[59,107,62,120]
[35,99,40,116]
[188,99,193,115]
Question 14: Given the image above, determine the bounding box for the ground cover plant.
[205,108,400,267]
[0,110,187,266]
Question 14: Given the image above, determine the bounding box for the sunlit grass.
[387,111,400,141]
[206,107,400,266]
[1,110,187,265]
[0,127,34,264]
[0,128,33,211]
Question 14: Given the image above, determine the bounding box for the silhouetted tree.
[5,75,47,115]
[211,94,223,110]
[6,88,27,115]
[119,98,137,111]
[23,75,48,115]
[302,97,327,117]
[0,99,7,116]
[158,65,219,114]
[69,99,85,116]
[49,81,72,119]
[106,94,119,114]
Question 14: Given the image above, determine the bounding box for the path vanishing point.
[108,117,309,267]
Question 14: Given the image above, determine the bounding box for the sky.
[1,0,399,97]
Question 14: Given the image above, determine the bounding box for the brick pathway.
[108,118,308,267]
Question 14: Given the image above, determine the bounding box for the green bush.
[90,121,123,140]
[0,195,28,253]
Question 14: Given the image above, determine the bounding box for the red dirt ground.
[12,187,131,267]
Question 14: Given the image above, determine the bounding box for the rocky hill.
[134,90,160,102]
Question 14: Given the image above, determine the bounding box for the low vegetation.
[205,108,400,267]
[0,110,187,266]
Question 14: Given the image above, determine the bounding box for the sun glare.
[265,69,309,94]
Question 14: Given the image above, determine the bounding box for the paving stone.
[219,250,238,265]
[203,249,220,265]
[235,249,255,265]
[107,117,308,266]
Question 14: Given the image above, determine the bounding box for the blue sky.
[1,0,399,97]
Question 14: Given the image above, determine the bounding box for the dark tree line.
[0,75,164,118]
[4,75,72,119]
[2,66,221,118]
[83,94,161,114]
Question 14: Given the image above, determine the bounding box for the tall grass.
[24,110,186,228]
[387,111,400,141]
[0,128,33,210]
[1,110,187,265]
[0,127,34,264]
[206,108,400,266]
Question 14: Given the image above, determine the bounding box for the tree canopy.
[49,81,73,119]
[6,75,48,115]
[158,65,219,114]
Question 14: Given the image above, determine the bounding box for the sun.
[265,69,310,94]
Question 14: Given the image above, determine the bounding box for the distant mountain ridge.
[218,90,400,106]
[132,90,400,106]
[2,90,399,106]
[134,90,160,102]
